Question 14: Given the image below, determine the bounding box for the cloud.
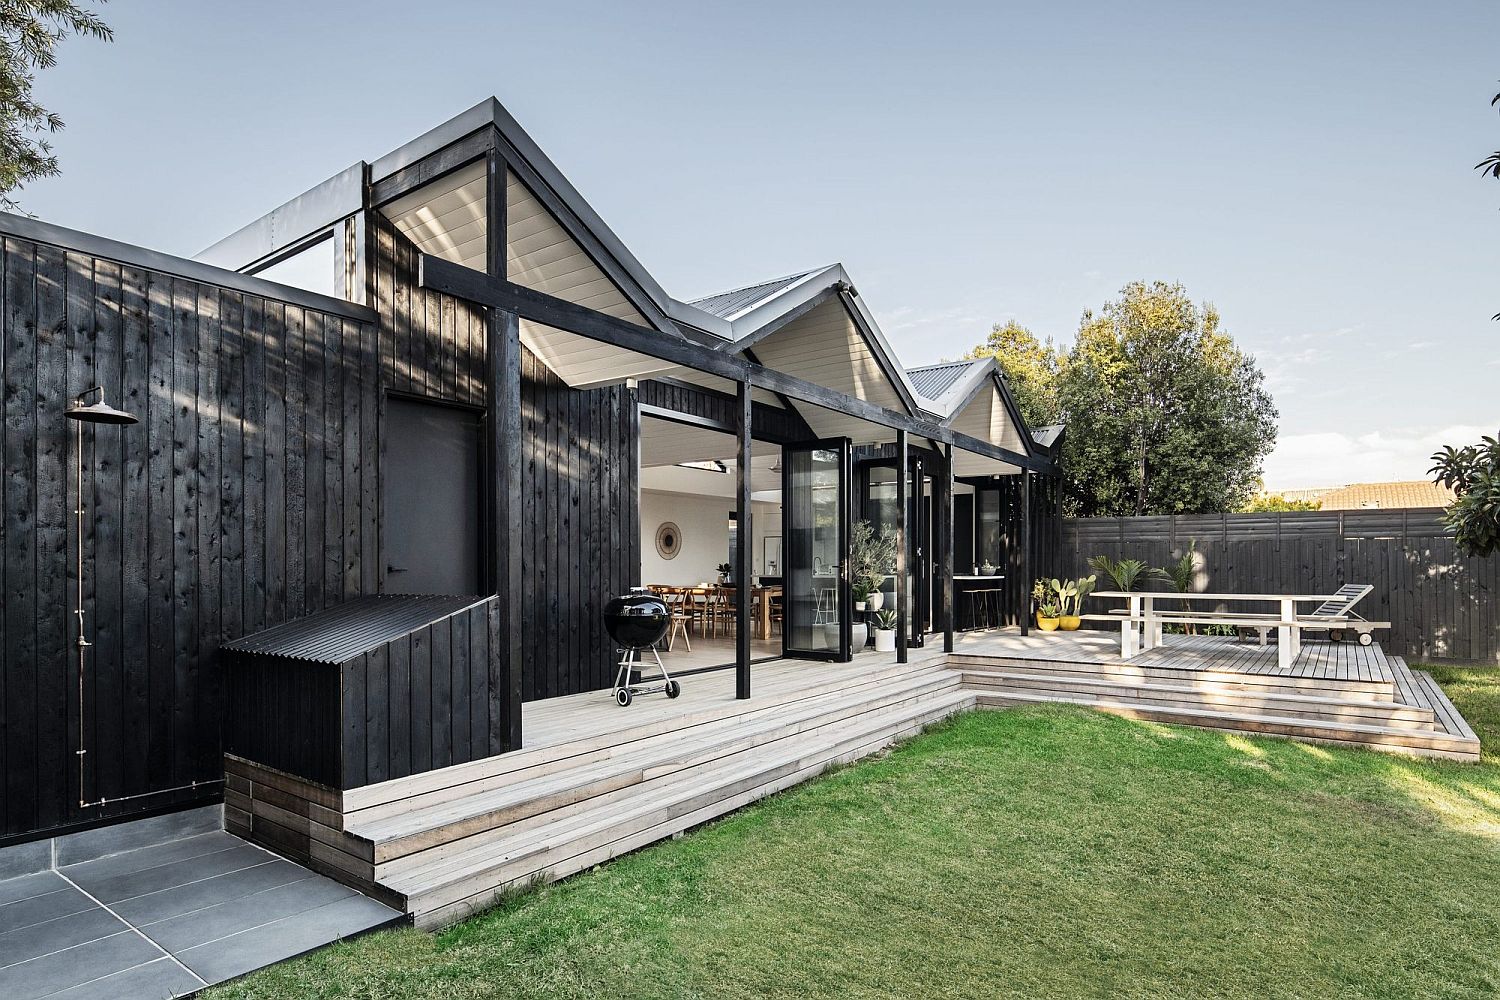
[882,304,986,335]
[1261,424,1492,491]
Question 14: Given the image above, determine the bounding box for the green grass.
[208,675,1500,1000]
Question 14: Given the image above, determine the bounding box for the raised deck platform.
[952,629,1478,761]
[226,630,1479,933]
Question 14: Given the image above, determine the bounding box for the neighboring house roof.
[1316,481,1454,510]
[689,270,821,321]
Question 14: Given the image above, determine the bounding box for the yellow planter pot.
[1059,615,1082,631]
[1036,614,1061,632]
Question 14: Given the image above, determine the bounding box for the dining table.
[650,584,783,641]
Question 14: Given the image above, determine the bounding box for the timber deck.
[226,631,1479,933]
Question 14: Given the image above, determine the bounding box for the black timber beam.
[941,444,955,654]
[371,128,494,208]
[895,429,909,663]
[735,380,753,699]
[419,256,1052,474]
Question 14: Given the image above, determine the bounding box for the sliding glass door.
[782,440,850,661]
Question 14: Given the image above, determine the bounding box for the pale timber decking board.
[953,628,1394,684]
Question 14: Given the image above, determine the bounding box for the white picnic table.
[1091,590,1348,671]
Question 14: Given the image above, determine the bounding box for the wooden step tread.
[342,659,944,813]
[349,672,961,852]
[949,653,1396,699]
[975,690,1479,757]
[382,690,976,900]
[1413,670,1479,741]
[959,668,1436,723]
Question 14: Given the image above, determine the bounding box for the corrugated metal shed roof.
[906,360,977,401]
[222,594,487,664]
[689,270,819,321]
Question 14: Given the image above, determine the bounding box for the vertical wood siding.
[372,217,638,703]
[0,236,380,843]
[1060,510,1498,665]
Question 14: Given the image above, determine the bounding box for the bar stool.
[965,588,989,630]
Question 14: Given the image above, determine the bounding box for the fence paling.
[1059,509,1497,666]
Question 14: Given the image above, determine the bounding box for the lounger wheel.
[614,688,632,707]
[665,680,681,699]
[1357,631,1373,646]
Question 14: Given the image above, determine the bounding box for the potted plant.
[848,520,897,613]
[716,562,732,585]
[980,559,998,576]
[1056,574,1096,630]
[1033,578,1062,631]
[872,608,898,652]
[852,580,872,612]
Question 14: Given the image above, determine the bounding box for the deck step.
[391,685,974,928]
[973,690,1480,761]
[959,668,1438,729]
[347,670,963,866]
[950,651,1397,701]
[342,657,944,815]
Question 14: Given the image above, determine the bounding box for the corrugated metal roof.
[907,360,979,402]
[221,594,487,664]
[689,270,819,320]
[1031,424,1065,448]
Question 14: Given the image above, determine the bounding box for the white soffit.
[505,171,675,387]
[748,297,908,444]
[384,160,488,271]
[640,415,780,468]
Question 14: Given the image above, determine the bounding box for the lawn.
[208,671,1500,1000]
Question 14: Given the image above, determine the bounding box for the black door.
[382,397,482,595]
[782,439,851,661]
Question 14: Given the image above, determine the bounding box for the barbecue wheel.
[665,680,681,699]
[1328,629,1345,643]
[615,688,632,707]
[1358,631,1373,646]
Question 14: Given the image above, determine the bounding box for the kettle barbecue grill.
[604,588,681,707]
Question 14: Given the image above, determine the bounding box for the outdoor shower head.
[65,388,137,425]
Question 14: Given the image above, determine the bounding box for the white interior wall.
[640,490,782,586]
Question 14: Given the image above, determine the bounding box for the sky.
[19,1,1499,491]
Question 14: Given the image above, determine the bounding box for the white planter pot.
[850,622,869,650]
[873,628,897,652]
[854,601,867,612]
[866,591,885,611]
[822,622,842,650]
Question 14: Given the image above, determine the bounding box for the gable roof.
[689,270,821,321]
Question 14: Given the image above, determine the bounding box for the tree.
[965,319,1062,428]
[1241,493,1321,512]
[1055,281,1277,517]
[0,0,112,211]
[1430,431,1500,557]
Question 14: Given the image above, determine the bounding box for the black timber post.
[941,444,955,653]
[895,429,909,662]
[1018,471,1031,637]
[486,142,523,751]
[735,379,752,698]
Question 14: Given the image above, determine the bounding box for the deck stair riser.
[342,659,944,816]
[352,673,963,867]
[973,692,1478,761]
[959,670,1438,729]
[950,653,1396,701]
[394,692,975,927]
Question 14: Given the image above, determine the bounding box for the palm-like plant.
[1087,554,1166,592]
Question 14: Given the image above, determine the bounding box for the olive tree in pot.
[848,521,898,612]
